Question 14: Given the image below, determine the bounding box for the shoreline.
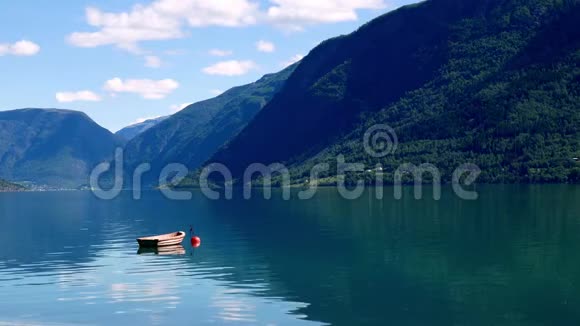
[2,183,578,194]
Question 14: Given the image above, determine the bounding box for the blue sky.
[0,0,418,132]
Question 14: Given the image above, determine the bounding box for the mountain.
[206,0,580,184]
[123,64,297,185]
[115,116,167,141]
[0,109,121,187]
[0,179,26,192]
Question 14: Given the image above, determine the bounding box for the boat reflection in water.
[137,244,186,256]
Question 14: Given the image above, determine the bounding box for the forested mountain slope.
[0,109,120,187]
[206,0,580,184]
[123,64,296,185]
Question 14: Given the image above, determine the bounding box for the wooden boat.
[137,231,186,247]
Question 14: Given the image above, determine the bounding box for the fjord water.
[0,186,579,325]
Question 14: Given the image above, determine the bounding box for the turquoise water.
[0,186,579,325]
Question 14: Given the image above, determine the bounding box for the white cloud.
[56,91,102,103]
[104,78,179,99]
[0,40,41,56]
[145,55,162,68]
[256,40,275,53]
[281,54,304,67]
[68,0,388,51]
[68,1,259,52]
[67,7,181,54]
[266,0,387,30]
[170,102,192,113]
[210,89,224,96]
[202,60,257,76]
[208,49,233,57]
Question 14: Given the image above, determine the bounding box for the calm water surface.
[0,186,579,325]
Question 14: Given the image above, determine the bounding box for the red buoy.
[191,236,201,248]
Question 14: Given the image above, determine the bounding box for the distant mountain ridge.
[0,108,121,187]
[115,116,168,141]
[122,64,297,185]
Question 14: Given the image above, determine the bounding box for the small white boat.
[137,231,186,247]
